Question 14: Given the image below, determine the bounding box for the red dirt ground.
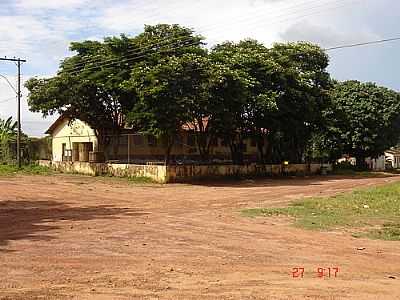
[1,174,400,300]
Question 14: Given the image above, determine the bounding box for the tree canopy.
[25,23,400,166]
[324,80,400,167]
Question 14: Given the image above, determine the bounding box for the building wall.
[39,160,331,184]
[168,163,332,182]
[39,160,168,183]
[384,152,400,169]
[51,119,98,162]
[50,118,261,162]
[105,132,260,162]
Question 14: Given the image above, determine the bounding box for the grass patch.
[127,176,155,184]
[0,164,54,176]
[362,223,400,241]
[97,173,157,185]
[243,182,400,240]
[331,168,389,177]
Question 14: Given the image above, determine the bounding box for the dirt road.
[1,174,400,299]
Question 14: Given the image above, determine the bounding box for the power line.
[65,0,354,72]
[0,74,17,94]
[0,0,333,50]
[65,1,363,75]
[326,37,400,51]
[65,29,400,77]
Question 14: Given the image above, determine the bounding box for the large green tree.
[123,24,208,163]
[29,23,383,169]
[266,42,331,163]
[210,40,279,164]
[26,35,138,153]
[210,41,330,164]
[326,80,400,168]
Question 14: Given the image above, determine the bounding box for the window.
[148,135,157,147]
[65,150,72,157]
[62,143,72,161]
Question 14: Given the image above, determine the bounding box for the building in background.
[45,115,261,164]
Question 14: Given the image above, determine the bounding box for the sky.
[0,0,399,136]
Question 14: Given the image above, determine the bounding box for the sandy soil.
[1,174,400,300]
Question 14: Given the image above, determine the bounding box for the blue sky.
[0,0,399,136]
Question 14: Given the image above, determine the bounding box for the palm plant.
[0,117,17,162]
[0,117,17,142]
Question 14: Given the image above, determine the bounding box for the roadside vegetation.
[98,174,156,185]
[0,163,157,185]
[243,182,400,241]
[0,164,54,176]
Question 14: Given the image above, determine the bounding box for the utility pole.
[17,60,22,169]
[0,57,27,168]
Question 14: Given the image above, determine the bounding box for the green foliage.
[24,23,400,166]
[0,164,53,176]
[266,42,332,163]
[320,81,400,166]
[0,116,17,141]
[123,25,209,163]
[243,181,400,240]
[25,35,138,148]
[364,223,400,241]
[0,117,17,163]
[210,40,277,163]
[127,176,155,184]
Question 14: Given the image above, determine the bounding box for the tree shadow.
[0,200,149,252]
[186,174,398,188]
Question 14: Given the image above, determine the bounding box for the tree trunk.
[355,154,367,170]
[163,135,174,166]
[230,142,244,165]
[256,133,265,164]
[196,132,210,162]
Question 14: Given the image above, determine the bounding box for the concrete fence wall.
[38,160,168,183]
[38,160,332,183]
[167,163,332,183]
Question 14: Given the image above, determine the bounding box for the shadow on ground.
[186,174,398,188]
[0,199,148,252]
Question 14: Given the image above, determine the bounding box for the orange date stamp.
[292,267,339,278]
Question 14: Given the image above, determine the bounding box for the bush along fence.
[38,160,332,184]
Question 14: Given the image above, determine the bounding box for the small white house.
[366,149,400,171]
[45,115,98,162]
[340,149,400,171]
[385,149,400,169]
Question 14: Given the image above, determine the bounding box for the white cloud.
[0,14,74,68]
[98,0,342,46]
[15,0,90,9]
[0,75,58,137]
[280,20,379,48]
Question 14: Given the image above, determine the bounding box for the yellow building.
[46,115,261,163]
[46,116,98,162]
